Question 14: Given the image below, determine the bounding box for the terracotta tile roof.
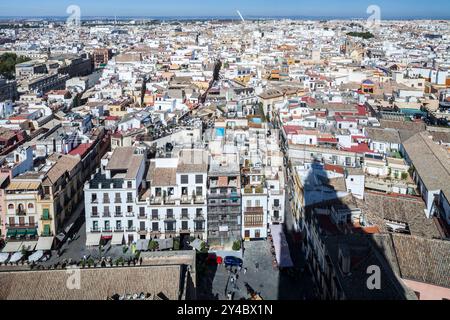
[0,265,183,300]
[357,192,441,239]
[373,233,450,289]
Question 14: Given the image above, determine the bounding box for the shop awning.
[136,239,149,251]
[86,233,101,247]
[16,229,27,237]
[21,241,37,251]
[6,229,16,237]
[28,250,44,263]
[156,238,173,251]
[111,233,124,246]
[35,237,54,251]
[270,224,294,268]
[26,229,37,237]
[9,252,23,263]
[1,241,23,253]
[0,252,10,263]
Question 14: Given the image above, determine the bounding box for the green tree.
[232,240,241,251]
[173,238,180,250]
[148,240,159,251]
[0,53,31,79]
[346,31,374,39]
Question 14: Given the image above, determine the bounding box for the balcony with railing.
[40,231,54,237]
[90,227,101,233]
[151,214,159,221]
[272,204,282,211]
[150,229,161,236]
[16,209,27,216]
[40,214,52,220]
[164,215,176,222]
[208,190,241,199]
[180,195,191,204]
[194,196,206,204]
[271,216,283,223]
[138,213,147,219]
[244,207,264,228]
[126,226,136,232]
[243,184,266,195]
[208,199,241,207]
[114,212,123,217]
[194,213,205,221]
[114,227,124,232]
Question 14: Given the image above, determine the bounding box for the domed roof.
[362,79,374,85]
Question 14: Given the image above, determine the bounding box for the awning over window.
[1,241,23,253]
[270,224,294,268]
[35,237,54,251]
[111,233,124,246]
[86,233,101,247]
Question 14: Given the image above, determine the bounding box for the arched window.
[28,203,34,209]
[8,204,14,210]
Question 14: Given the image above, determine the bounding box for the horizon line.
[0,15,449,20]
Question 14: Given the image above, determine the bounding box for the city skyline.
[0,0,450,19]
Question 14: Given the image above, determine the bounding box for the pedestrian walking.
[243,268,247,275]
[139,257,143,265]
[255,262,259,272]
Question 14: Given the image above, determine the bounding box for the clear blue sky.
[0,0,449,19]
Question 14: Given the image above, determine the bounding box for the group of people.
[225,265,250,300]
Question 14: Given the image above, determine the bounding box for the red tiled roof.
[283,125,302,135]
[324,164,345,174]
[68,143,93,157]
[301,96,317,104]
[342,143,371,153]
[318,137,338,144]
[356,105,367,116]
[105,116,120,121]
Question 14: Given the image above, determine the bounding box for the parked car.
[224,256,243,267]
